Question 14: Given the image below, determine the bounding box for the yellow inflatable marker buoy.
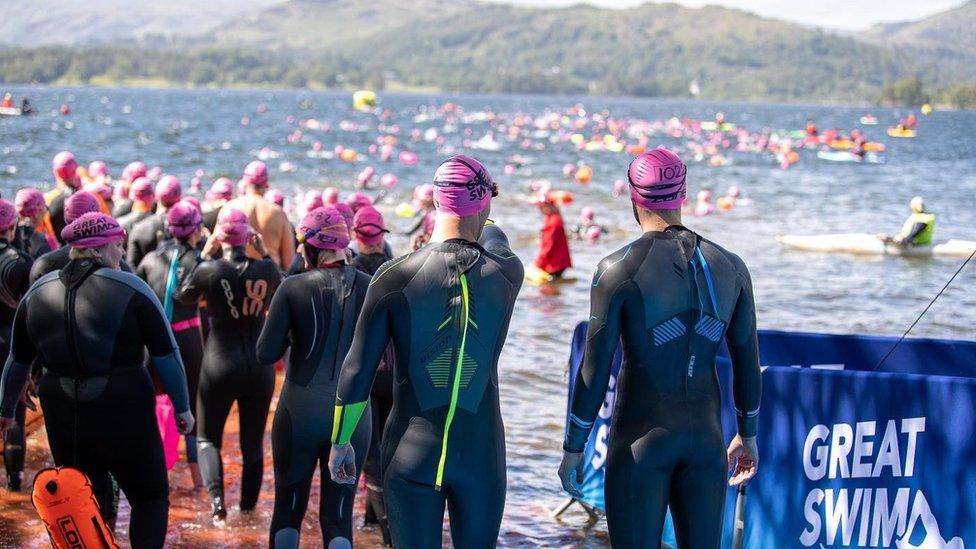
[921,104,933,115]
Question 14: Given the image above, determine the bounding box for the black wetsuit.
[137,239,203,464]
[256,265,372,548]
[564,226,761,548]
[0,240,31,489]
[13,225,53,260]
[44,183,74,246]
[332,223,523,548]
[175,247,281,510]
[0,260,190,549]
[202,207,221,235]
[352,249,396,545]
[29,245,131,285]
[118,210,153,235]
[128,213,168,270]
[112,199,134,219]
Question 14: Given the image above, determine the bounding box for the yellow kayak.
[887,127,916,138]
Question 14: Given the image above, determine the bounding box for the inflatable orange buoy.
[32,467,119,549]
[574,165,592,184]
[339,149,358,162]
[717,196,734,211]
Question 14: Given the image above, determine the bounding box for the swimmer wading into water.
[558,147,762,548]
[328,155,523,548]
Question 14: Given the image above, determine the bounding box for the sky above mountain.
[488,0,969,31]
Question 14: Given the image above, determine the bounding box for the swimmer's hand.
[558,451,585,499]
[329,443,357,485]
[176,411,195,435]
[22,378,38,412]
[250,232,269,257]
[727,435,759,486]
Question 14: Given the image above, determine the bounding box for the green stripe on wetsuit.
[332,400,368,445]
[435,273,471,489]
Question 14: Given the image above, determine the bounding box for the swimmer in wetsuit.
[350,204,395,545]
[127,175,182,268]
[117,177,156,234]
[45,152,84,245]
[558,148,761,549]
[257,207,372,548]
[136,200,205,488]
[0,212,193,549]
[113,162,148,219]
[329,155,523,548]
[174,208,281,521]
[13,188,56,260]
[30,191,132,284]
[0,200,32,491]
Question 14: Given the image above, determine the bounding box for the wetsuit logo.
[799,417,965,548]
[220,279,240,319]
[243,279,268,317]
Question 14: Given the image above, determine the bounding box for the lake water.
[1,86,974,547]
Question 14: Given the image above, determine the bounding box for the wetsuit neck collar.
[443,238,485,252]
[221,246,248,262]
[59,258,101,290]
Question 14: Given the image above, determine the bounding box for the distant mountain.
[203,0,975,101]
[866,1,976,53]
[1,0,975,105]
[0,0,280,47]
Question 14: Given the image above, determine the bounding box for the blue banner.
[566,324,976,548]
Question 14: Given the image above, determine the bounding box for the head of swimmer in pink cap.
[241,160,269,196]
[15,188,47,226]
[627,147,687,228]
[62,212,127,269]
[0,199,19,241]
[353,206,389,250]
[430,154,498,242]
[52,151,81,189]
[296,206,350,269]
[213,208,252,250]
[167,200,203,245]
[65,191,102,224]
[155,175,182,210]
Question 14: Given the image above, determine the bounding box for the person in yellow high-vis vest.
[889,196,936,247]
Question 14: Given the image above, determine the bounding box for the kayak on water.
[700,121,737,132]
[887,127,917,138]
[0,107,23,116]
[777,234,976,258]
[816,150,883,164]
[829,140,885,152]
[860,115,878,125]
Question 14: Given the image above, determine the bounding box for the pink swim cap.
[83,181,112,201]
[130,177,155,203]
[207,177,234,202]
[61,212,126,249]
[15,188,46,218]
[242,160,268,188]
[322,187,339,205]
[297,206,350,251]
[266,189,285,207]
[214,208,250,247]
[65,191,101,223]
[0,200,17,231]
[183,196,201,211]
[155,175,182,207]
[432,154,496,217]
[353,205,388,247]
[166,200,203,239]
[627,148,687,210]
[413,184,434,204]
[345,191,372,213]
[333,202,354,230]
[122,161,147,183]
[88,161,109,178]
[303,190,324,213]
[581,206,595,222]
[52,151,80,187]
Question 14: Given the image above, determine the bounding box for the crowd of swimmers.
[0,147,761,549]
